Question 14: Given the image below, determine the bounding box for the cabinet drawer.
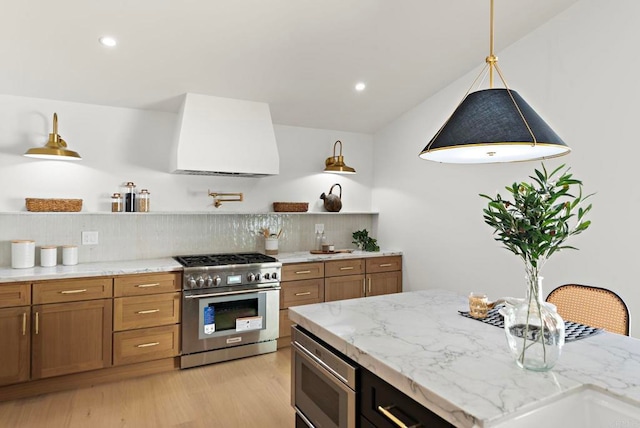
[360,368,455,428]
[0,283,30,308]
[281,278,324,308]
[114,292,180,331]
[325,258,364,277]
[365,256,402,273]
[282,262,324,281]
[113,324,180,365]
[33,277,113,304]
[114,272,181,297]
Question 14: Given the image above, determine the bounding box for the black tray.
[458,306,603,342]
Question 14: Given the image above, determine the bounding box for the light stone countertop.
[288,289,640,428]
[0,250,401,284]
[276,249,402,264]
[0,258,183,283]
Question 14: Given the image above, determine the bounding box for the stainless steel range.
[175,252,281,369]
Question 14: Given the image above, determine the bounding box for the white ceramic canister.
[62,245,78,266]
[265,237,278,255]
[11,240,35,269]
[40,246,57,267]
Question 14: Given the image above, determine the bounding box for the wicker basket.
[25,198,83,212]
[273,202,309,212]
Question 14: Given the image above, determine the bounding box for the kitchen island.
[288,289,640,428]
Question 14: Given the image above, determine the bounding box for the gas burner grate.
[174,252,277,268]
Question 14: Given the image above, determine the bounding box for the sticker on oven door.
[236,316,263,331]
[203,306,215,334]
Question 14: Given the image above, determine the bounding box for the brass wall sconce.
[324,140,356,174]
[208,191,244,208]
[24,113,82,160]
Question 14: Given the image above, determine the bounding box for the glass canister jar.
[123,182,136,212]
[111,193,123,212]
[138,189,150,212]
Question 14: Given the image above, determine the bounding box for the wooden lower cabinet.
[367,270,402,297]
[325,274,365,302]
[278,265,325,348]
[31,299,113,379]
[0,272,182,401]
[0,307,30,386]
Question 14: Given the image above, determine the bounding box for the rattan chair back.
[546,284,629,336]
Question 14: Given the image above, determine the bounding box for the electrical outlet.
[81,231,99,245]
[315,224,324,234]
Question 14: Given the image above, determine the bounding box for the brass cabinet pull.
[377,405,419,428]
[295,270,311,274]
[136,342,160,348]
[362,279,366,296]
[22,313,27,336]
[136,283,160,288]
[379,263,393,267]
[295,292,312,296]
[35,312,39,335]
[368,278,372,294]
[339,266,354,271]
[136,309,160,314]
[60,289,87,294]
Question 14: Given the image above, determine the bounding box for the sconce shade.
[420,89,570,163]
[324,140,356,174]
[24,113,82,161]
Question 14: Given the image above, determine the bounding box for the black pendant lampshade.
[420,89,570,163]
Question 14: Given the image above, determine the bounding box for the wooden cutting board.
[309,249,354,254]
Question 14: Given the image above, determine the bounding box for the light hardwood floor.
[0,348,295,428]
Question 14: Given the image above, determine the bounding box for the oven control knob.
[255,273,261,281]
[187,276,197,289]
[213,276,222,286]
[247,273,256,282]
[205,276,213,287]
[264,273,270,280]
[271,272,278,280]
[196,276,205,288]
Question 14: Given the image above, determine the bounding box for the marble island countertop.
[288,289,640,428]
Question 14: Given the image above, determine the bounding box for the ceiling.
[1,0,579,134]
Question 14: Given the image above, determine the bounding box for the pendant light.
[324,140,356,174]
[24,113,82,161]
[419,0,570,164]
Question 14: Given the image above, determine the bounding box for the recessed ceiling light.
[355,82,366,92]
[99,36,117,47]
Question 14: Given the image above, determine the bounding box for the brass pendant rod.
[53,113,58,135]
[489,0,495,88]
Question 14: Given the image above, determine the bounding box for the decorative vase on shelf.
[501,272,565,371]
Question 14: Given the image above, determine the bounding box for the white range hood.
[170,93,279,177]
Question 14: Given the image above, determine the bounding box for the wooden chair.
[546,284,630,336]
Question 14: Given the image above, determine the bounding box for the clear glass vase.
[501,272,565,371]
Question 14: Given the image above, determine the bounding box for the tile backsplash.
[0,213,376,267]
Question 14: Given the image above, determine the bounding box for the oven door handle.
[184,288,277,299]
[293,340,350,386]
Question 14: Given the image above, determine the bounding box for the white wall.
[0,94,373,213]
[373,0,640,336]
